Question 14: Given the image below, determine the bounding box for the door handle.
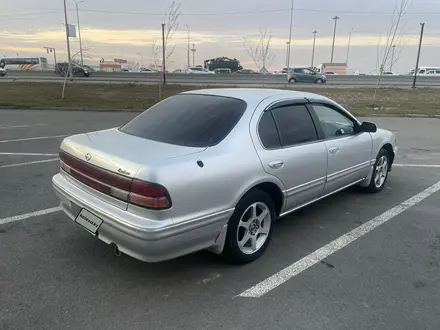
[269,160,284,169]
[328,147,340,154]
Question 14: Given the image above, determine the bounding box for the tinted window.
[271,105,318,146]
[293,68,303,73]
[312,104,356,138]
[258,112,281,149]
[120,94,247,147]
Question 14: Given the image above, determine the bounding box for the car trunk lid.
[59,128,205,209]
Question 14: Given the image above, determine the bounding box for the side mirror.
[361,121,377,133]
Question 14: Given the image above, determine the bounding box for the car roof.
[181,88,330,104]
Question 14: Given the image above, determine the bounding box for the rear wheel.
[289,78,296,84]
[222,189,275,264]
[363,148,390,193]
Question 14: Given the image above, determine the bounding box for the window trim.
[307,102,362,141]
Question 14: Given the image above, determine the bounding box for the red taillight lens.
[60,150,171,210]
[129,180,171,209]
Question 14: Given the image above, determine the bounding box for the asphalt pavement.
[1,110,440,330]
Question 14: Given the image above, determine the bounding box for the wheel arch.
[381,143,395,167]
[237,180,285,217]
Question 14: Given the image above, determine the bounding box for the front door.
[308,103,373,194]
[252,102,327,212]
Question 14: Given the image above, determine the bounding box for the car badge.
[85,153,92,161]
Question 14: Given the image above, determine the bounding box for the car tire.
[362,148,390,193]
[316,78,323,84]
[289,78,296,84]
[221,189,275,264]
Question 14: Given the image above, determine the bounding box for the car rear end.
[52,93,248,262]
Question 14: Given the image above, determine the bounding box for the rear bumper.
[52,173,233,262]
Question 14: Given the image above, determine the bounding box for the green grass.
[0,82,439,116]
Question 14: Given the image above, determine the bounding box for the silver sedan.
[52,88,397,264]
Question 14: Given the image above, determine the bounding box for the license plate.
[74,209,103,235]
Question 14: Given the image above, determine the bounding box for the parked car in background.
[186,67,214,74]
[214,68,231,74]
[325,72,337,75]
[140,68,158,73]
[173,69,186,73]
[422,70,440,76]
[235,69,261,74]
[287,68,327,84]
[0,68,6,76]
[52,88,397,264]
[55,62,90,77]
[382,71,398,75]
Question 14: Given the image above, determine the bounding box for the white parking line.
[0,158,59,168]
[394,163,440,168]
[0,124,48,130]
[0,206,61,225]
[0,134,67,143]
[0,152,58,156]
[238,180,440,298]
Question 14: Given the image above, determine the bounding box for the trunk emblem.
[118,168,130,176]
[85,153,92,161]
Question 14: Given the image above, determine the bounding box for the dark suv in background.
[287,68,327,84]
[55,62,91,77]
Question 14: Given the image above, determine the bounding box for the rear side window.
[271,104,318,147]
[120,94,247,147]
[258,112,281,149]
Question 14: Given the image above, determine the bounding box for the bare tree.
[373,0,411,105]
[163,0,181,62]
[151,37,161,68]
[243,29,275,73]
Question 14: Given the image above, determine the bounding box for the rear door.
[308,102,373,194]
[253,101,327,213]
[293,68,306,82]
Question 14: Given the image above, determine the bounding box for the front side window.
[120,94,247,147]
[312,104,357,138]
[271,104,318,147]
[303,68,315,74]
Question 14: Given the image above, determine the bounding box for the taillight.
[60,151,171,210]
[129,180,171,209]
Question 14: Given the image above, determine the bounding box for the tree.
[373,0,411,105]
[151,37,161,68]
[163,0,181,62]
[243,29,275,73]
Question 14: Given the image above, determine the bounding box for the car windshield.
[119,94,247,147]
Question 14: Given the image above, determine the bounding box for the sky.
[1,0,440,73]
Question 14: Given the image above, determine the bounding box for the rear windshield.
[119,94,247,147]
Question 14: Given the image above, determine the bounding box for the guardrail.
[1,71,440,87]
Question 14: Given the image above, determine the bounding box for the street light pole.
[286,0,295,71]
[311,30,318,68]
[73,0,84,66]
[285,42,290,67]
[390,44,396,71]
[161,23,166,85]
[63,0,73,78]
[412,23,425,89]
[191,44,196,66]
[136,52,144,68]
[186,24,190,68]
[345,27,354,67]
[330,16,340,63]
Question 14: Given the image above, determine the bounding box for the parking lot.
[1,110,440,330]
